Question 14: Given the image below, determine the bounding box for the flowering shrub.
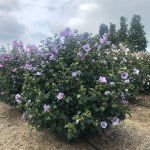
[17,30,136,141]
[132,52,150,94]
[0,41,41,104]
[0,44,26,104]
[0,28,150,141]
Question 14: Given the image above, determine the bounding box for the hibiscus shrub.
[0,28,149,141]
[0,45,26,104]
[0,42,41,105]
[17,30,137,141]
[136,53,150,94]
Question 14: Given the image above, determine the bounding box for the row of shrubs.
[0,28,150,141]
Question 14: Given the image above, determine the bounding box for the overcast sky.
[0,0,150,50]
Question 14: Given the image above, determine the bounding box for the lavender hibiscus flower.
[82,44,91,52]
[121,72,128,80]
[43,104,50,112]
[57,92,64,100]
[15,94,21,103]
[100,121,107,128]
[60,28,71,37]
[133,68,139,75]
[99,76,107,84]
[72,71,77,77]
[0,64,4,68]
[111,117,120,126]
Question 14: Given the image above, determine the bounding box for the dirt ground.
[0,101,150,150]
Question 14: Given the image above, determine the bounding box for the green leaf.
[100,106,105,112]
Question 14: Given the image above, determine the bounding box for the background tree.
[128,14,147,52]
[108,23,117,44]
[118,16,128,43]
[99,23,108,37]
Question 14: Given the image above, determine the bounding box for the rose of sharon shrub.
[17,29,135,141]
[124,51,150,94]
[0,48,25,104]
[0,28,149,141]
[0,41,41,104]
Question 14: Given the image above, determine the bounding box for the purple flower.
[112,117,120,126]
[51,47,58,55]
[79,33,85,40]
[40,61,45,66]
[15,94,21,103]
[60,28,71,37]
[24,64,33,71]
[57,92,64,100]
[16,99,21,104]
[72,71,77,77]
[0,64,4,68]
[133,68,139,75]
[82,44,91,52]
[24,64,36,72]
[26,45,38,53]
[104,91,110,96]
[100,33,108,44]
[121,72,128,80]
[100,38,105,44]
[43,104,50,112]
[31,67,37,72]
[100,121,107,128]
[12,41,23,49]
[99,76,107,84]
[124,79,129,84]
[12,68,16,73]
[15,94,21,100]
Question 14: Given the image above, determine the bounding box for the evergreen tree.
[108,23,117,44]
[99,23,108,37]
[128,14,147,52]
[118,16,128,43]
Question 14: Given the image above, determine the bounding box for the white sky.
[0,0,150,51]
